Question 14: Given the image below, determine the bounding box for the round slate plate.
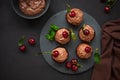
[40,10,101,74]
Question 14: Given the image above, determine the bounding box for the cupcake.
[76,43,92,59]
[66,8,83,26]
[19,0,46,15]
[51,47,68,63]
[79,24,95,42]
[55,28,70,44]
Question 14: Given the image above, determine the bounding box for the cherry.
[104,6,110,13]
[71,59,78,65]
[69,11,76,17]
[83,29,90,35]
[71,65,78,71]
[65,62,72,69]
[19,45,26,52]
[52,50,59,57]
[62,31,69,38]
[28,38,35,45]
[85,47,91,53]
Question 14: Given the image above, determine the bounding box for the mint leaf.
[94,53,101,64]
[46,30,55,40]
[94,48,101,64]
[49,30,55,38]
[18,36,25,46]
[46,34,53,40]
[82,24,86,30]
[71,32,77,41]
[70,29,77,41]
[50,24,60,31]
[46,24,59,40]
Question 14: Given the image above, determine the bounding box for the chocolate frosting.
[19,0,45,15]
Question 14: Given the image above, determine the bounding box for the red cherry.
[19,45,26,52]
[85,47,91,53]
[69,11,76,17]
[71,59,78,65]
[65,62,72,69]
[52,50,59,57]
[62,31,69,38]
[71,65,78,71]
[104,6,110,13]
[83,29,90,35]
[28,38,35,45]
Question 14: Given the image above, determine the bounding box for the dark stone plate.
[40,10,101,74]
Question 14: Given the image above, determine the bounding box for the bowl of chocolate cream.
[12,0,50,19]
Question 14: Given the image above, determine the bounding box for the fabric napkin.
[91,19,120,80]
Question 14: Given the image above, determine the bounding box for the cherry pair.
[19,38,35,52]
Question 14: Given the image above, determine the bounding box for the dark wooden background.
[0,0,120,80]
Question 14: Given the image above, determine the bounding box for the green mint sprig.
[94,48,101,64]
[81,24,86,31]
[70,29,77,41]
[46,24,60,40]
[18,35,25,46]
[50,24,60,31]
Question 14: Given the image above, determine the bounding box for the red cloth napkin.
[91,19,120,80]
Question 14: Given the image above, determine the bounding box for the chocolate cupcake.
[19,0,46,16]
[55,28,70,44]
[79,24,95,42]
[66,8,83,26]
[51,47,68,63]
[76,43,93,59]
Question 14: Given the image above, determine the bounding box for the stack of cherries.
[101,0,118,13]
[65,59,80,71]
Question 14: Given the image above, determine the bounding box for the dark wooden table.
[0,0,120,80]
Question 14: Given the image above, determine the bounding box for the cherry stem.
[64,0,70,4]
[106,0,118,8]
[66,4,71,9]
[95,48,99,53]
[76,63,80,67]
[35,52,51,56]
[64,0,71,13]
[111,0,118,8]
